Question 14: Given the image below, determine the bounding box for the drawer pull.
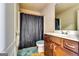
[65,43,75,49]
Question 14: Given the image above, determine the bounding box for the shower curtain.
[19,13,43,49]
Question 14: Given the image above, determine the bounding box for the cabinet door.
[44,42,53,56]
[53,43,64,56]
[64,39,78,54]
[44,34,53,56]
[63,48,78,56]
[53,43,78,56]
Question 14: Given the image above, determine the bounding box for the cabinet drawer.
[63,39,79,54]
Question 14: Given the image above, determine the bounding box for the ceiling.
[55,3,79,15]
[19,3,49,11]
[19,3,79,15]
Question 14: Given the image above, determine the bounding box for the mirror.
[55,3,79,30]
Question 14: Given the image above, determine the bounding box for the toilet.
[36,40,44,53]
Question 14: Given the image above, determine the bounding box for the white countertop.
[45,32,79,42]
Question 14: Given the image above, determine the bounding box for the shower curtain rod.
[19,8,43,16]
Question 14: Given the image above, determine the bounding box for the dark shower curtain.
[19,13,43,49]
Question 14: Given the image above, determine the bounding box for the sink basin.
[54,30,68,35]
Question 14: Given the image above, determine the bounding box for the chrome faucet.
[61,31,68,35]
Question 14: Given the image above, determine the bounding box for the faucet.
[65,32,68,35]
[61,31,64,34]
[61,30,68,35]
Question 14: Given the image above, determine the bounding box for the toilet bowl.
[36,40,44,53]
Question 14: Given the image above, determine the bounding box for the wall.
[41,4,55,33]
[56,5,79,30]
[0,4,6,53]
[20,8,42,16]
[19,4,42,16]
[5,3,17,56]
[19,4,55,33]
[77,10,79,30]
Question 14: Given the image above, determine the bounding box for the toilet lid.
[36,40,44,46]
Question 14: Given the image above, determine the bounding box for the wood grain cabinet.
[44,34,53,56]
[44,34,79,56]
[63,39,79,54]
[50,36,63,47]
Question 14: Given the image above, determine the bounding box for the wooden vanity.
[44,34,79,56]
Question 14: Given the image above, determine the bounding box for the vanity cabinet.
[44,34,79,56]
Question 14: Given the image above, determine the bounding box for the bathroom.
[15,3,79,56]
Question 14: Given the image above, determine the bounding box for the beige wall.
[41,4,55,33]
[19,3,55,33]
[56,5,79,30]
[77,10,79,30]
[20,8,42,16]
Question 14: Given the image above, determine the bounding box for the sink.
[54,30,79,35]
[54,30,68,35]
[54,30,79,39]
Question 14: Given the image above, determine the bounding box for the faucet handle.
[65,32,68,35]
[62,31,64,34]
